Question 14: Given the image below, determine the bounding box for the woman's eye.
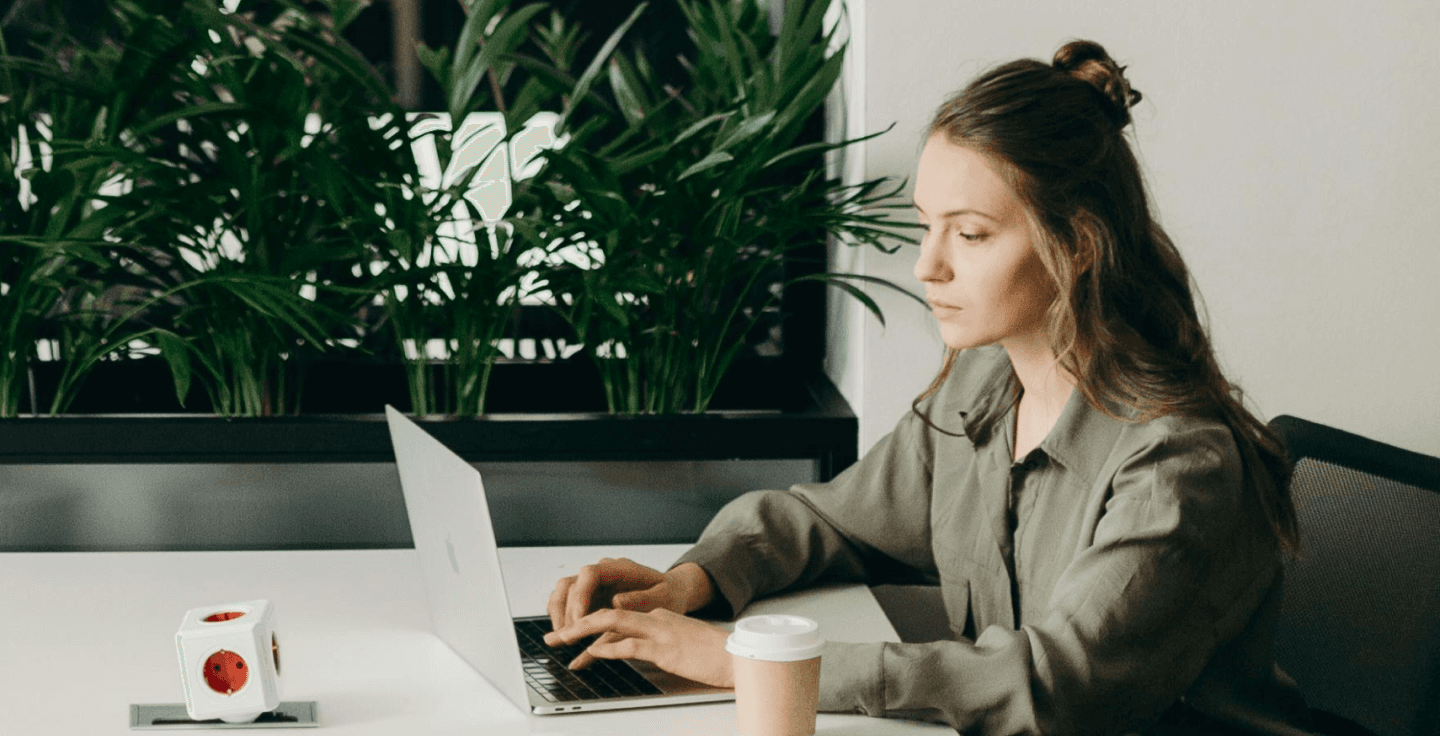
[959,232,986,242]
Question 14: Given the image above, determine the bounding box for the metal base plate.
[130,702,319,730]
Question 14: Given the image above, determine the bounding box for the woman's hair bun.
[1052,40,1142,128]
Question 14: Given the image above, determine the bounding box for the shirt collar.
[945,345,1134,482]
[948,347,1020,445]
[1035,384,1134,481]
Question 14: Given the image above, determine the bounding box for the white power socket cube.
[175,599,282,723]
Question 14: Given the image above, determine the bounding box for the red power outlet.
[202,650,250,695]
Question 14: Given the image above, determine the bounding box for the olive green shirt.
[674,345,1311,735]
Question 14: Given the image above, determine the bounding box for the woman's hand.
[543,608,735,688]
[546,558,715,631]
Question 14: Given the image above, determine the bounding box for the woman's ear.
[1065,209,1107,280]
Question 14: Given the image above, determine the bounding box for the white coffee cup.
[726,615,824,736]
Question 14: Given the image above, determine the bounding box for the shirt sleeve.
[671,403,941,618]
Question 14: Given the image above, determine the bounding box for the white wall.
[829,0,1440,457]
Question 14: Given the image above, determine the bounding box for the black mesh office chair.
[1268,415,1440,736]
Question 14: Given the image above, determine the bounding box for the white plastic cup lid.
[725,614,824,662]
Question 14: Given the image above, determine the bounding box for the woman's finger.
[551,609,734,688]
[545,607,655,647]
[576,632,644,669]
[547,576,576,631]
[564,563,602,629]
[566,630,628,671]
[567,647,596,671]
[611,586,661,612]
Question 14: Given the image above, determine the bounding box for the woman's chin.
[937,328,988,352]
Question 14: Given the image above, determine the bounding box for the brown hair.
[914,40,1297,551]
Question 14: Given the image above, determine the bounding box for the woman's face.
[913,134,1056,351]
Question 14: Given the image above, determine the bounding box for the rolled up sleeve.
[673,406,940,618]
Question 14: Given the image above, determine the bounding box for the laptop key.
[598,658,663,695]
[548,685,581,702]
[573,670,620,699]
[603,679,644,698]
[602,661,656,697]
[525,678,559,702]
[553,671,598,700]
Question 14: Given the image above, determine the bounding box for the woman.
[544,40,1312,735]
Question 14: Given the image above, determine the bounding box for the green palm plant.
[3,0,414,417]
[0,6,161,416]
[525,0,921,414]
[80,0,412,416]
[372,0,556,417]
[4,0,916,420]
[369,0,644,416]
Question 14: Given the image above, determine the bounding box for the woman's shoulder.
[1119,410,1241,463]
[1040,383,1248,504]
[1107,409,1251,510]
[1105,411,1283,584]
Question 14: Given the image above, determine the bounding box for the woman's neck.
[1002,333,1075,459]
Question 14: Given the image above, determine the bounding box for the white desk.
[0,546,950,735]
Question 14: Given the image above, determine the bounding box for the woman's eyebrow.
[913,202,998,222]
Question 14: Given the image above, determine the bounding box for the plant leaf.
[713,110,775,152]
[155,329,192,407]
[677,151,733,181]
[760,122,895,170]
[772,50,844,137]
[454,0,511,76]
[450,3,548,119]
[416,41,452,89]
[607,56,646,126]
[557,2,647,135]
[610,144,670,177]
[329,0,369,33]
[128,101,248,139]
[672,113,732,147]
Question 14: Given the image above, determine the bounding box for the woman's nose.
[913,232,950,283]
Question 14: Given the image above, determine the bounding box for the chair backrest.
[1268,415,1440,736]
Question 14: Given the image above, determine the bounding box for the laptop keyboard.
[513,618,664,702]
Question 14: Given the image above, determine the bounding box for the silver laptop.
[384,405,735,715]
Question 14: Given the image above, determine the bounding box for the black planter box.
[4,359,857,475]
[0,361,857,552]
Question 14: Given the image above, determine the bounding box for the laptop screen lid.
[384,405,531,714]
